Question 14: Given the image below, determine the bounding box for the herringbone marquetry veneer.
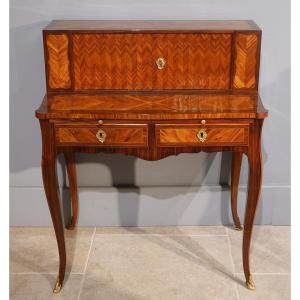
[45,34,71,89]
[233,33,259,89]
[73,33,232,90]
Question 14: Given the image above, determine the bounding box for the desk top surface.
[36,93,268,120]
[44,20,260,32]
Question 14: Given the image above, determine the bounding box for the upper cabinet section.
[43,20,261,92]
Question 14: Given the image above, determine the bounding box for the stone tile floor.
[10,226,290,300]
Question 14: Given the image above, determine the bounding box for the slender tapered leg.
[64,151,78,230]
[231,151,243,230]
[243,120,263,290]
[40,120,66,293]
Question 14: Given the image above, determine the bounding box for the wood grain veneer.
[45,34,71,89]
[44,20,260,32]
[157,124,249,146]
[36,93,268,120]
[55,124,148,147]
[233,33,259,89]
[73,33,231,90]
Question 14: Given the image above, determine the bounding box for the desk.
[35,20,268,293]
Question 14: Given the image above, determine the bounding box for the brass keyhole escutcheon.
[96,129,106,143]
[197,129,207,143]
[156,57,166,70]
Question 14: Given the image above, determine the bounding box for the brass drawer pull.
[197,129,207,143]
[96,129,106,143]
[156,57,166,70]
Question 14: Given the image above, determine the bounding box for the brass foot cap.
[234,225,243,231]
[66,217,75,230]
[53,279,62,293]
[66,224,75,230]
[246,276,256,291]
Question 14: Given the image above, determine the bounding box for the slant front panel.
[72,33,232,90]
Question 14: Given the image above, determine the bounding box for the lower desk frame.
[39,118,263,293]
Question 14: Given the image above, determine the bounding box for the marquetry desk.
[35,20,268,293]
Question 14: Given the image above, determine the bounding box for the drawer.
[72,33,232,90]
[55,123,148,147]
[156,124,249,147]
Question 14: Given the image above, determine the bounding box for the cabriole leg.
[243,120,263,290]
[64,151,79,230]
[40,120,66,293]
[231,151,243,230]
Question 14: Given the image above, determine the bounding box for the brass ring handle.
[197,129,207,143]
[96,129,106,143]
[156,57,166,70]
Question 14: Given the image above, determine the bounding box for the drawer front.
[72,33,232,90]
[55,124,148,146]
[156,124,249,146]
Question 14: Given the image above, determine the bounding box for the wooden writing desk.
[35,20,268,293]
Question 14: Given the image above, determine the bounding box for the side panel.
[233,33,260,89]
[45,34,71,89]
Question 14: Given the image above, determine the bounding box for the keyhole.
[200,132,204,138]
[96,129,106,143]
